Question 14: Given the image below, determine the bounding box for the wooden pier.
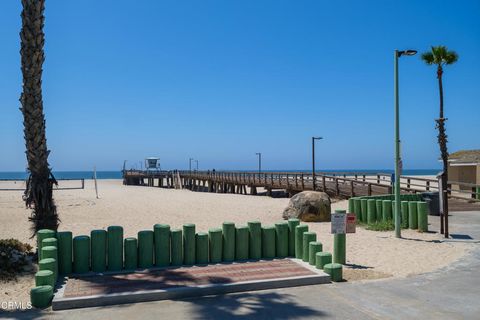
[122,170,480,200]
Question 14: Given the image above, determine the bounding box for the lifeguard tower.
[145,157,161,171]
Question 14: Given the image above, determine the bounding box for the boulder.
[282,191,331,222]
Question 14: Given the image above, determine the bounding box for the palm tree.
[421,46,458,237]
[20,0,59,234]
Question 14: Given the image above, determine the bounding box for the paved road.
[8,211,480,320]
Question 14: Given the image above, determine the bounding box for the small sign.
[331,213,346,234]
[346,213,356,233]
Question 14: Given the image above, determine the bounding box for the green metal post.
[394,49,401,238]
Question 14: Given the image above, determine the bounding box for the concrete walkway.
[9,211,480,320]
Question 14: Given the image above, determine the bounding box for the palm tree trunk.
[20,0,59,235]
[436,66,449,237]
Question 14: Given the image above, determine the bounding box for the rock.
[282,191,331,222]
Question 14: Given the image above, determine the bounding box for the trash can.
[421,192,440,216]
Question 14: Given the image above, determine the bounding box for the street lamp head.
[397,49,417,57]
[313,136,323,140]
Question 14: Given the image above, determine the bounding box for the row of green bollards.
[43,219,320,276]
[349,197,428,231]
[33,216,348,307]
[32,230,59,308]
[292,224,343,282]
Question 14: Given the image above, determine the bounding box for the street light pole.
[189,158,194,172]
[312,137,323,191]
[394,49,417,239]
[195,160,199,171]
[256,153,262,173]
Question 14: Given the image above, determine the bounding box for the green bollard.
[417,201,428,232]
[261,226,276,259]
[235,226,249,260]
[209,228,223,263]
[183,224,196,265]
[401,201,409,228]
[324,263,343,282]
[295,225,309,259]
[107,226,123,271]
[308,242,323,265]
[222,222,235,262]
[90,230,107,273]
[367,199,376,224]
[73,235,90,274]
[353,198,362,222]
[42,238,57,252]
[248,221,262,260]
[124,237,138,270]
[56,231,72,275]
[360,199,368,222]
[408,201,418,229]
[275,222,289,258]
[138,230,154,268]
[42,246,57,261]
[35,270,55,287]
[382,200,393,221]
[30,285,53,309]
[196,232,209,264]
[333,234,346,264]
[348,198,355,214]
[315,252,332,269]
[39,258,57,282]
[154,224,170,267]
[287,219,300,257]
[37,229,56,261]
[170,229,183,266]
[302,232,316,262]
[375,200,383,222]
[41,246,58,278]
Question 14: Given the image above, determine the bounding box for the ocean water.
[0,169,440,180]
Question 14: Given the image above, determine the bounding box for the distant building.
[447,150,480,190]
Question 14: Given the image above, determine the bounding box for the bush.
[363,219,409,231]
[0,239,33,281]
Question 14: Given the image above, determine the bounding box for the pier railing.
[122,170,479,200]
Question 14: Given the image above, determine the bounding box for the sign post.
[331,210,345,264]
[331,209,356,265]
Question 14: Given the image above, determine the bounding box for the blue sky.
[1,0,479,171]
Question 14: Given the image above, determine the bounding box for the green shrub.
[363,219,409,232]
[0,239,33,281]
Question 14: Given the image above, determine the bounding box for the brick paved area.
[63,259,317,298]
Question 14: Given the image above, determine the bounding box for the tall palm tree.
[20,0,59,234]
[421,46,458,238]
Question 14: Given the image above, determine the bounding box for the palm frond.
[421,52,435,64]
[445,51,459,65]
[421,45,458,67]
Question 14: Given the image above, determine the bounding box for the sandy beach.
[0,179,469,306]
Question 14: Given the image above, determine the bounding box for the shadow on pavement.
[185,291,328,319]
